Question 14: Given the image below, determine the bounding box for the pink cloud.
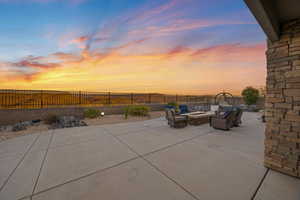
[68,36,89,48]
[0,0,87,4]
[190,43,266,63]
[0,0,266,89]
[166,46,191,57]
[0,56,60,81]
[126,0,181,24]
[128,19,253,38]
[69,0,254,53]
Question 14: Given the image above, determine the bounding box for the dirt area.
[84,111,164,126]
[0,111,165,142]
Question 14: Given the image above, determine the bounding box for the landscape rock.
[0,125,13,132]
[48,116,87,129]
[32,119,41,125]
[0,120,40,132]
[12,122,29,132]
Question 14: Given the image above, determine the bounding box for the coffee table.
[181,112,215,126]
[181,111,206,115]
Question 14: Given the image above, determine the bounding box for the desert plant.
[124,105,150,119]
[167,102,178,108]
[44,114,59,125]
[84,108,101,119]
[241,86,260,105]
[167,102,179,113]
[253,108,260,112]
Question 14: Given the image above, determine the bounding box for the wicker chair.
[166,109,188,128]
[210,110,236,130]
[233,108,243,127]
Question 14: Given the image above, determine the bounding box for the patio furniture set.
[165,105,243,131]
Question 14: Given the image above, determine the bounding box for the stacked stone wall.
[265,19,300,178]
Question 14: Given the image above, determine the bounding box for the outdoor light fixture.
[100,112,105,117]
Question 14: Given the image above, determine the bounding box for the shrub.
[84,109,101,119]
[253,108,260,112]
[44,114,59,125]
[167,102,179,112]
[124,105,150,119]
[241,86,260,105]
[167,102,178,108]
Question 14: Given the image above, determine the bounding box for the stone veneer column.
[265,19,300,178]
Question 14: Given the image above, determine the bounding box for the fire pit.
[181,112,215,126]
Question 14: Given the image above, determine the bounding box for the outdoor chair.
[165,105,180,119]
[218,105,234,112]
[165,108,171,122]
[232,108,243,127]
[166,109,188,128]
[209,110,236,130]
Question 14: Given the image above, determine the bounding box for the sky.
[0,0,266,95]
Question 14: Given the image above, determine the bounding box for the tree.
[241,86,260,105]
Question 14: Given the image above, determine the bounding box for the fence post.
[108,92,111,105]
[131,93,134,104]
[164,95,166,104]
[186,95,188,103]
[40,90,43,108]
[79,91,82,105]
[176,94,178,103]
[14,89,17,109]
[148,93,151,104]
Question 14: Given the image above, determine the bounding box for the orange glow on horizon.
[0,43,266,95]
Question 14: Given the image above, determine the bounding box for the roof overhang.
[244,0,300,42]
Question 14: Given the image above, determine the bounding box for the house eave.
[244,0,280,42]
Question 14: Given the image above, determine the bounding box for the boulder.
[12,122,27,132]
[49,116,87,129]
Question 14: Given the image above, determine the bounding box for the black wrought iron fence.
[0,89,217,109]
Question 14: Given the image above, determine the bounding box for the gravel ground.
[0,111,165,142]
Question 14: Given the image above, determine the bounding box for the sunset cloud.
[68,36,88,48]
[125,0,181,24]
[191,43,266,63]
[68,0,254,54]
[0,42,265,92]
[128,19,252,38]
[0,0,266,94]
[0,0,87,4]
[51,52,81,62]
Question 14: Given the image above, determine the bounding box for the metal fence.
[0,89,216,109]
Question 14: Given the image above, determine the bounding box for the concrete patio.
[0,112,299,200]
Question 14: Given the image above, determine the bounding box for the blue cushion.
[179,105,189,114]
[223,111,232,118]
[219,106,234,112]
[165,105,175,109]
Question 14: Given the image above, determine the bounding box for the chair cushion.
[219,106,234,112]
[165,105,176,109]
[222,111,232,119]
[179,105,189,114]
